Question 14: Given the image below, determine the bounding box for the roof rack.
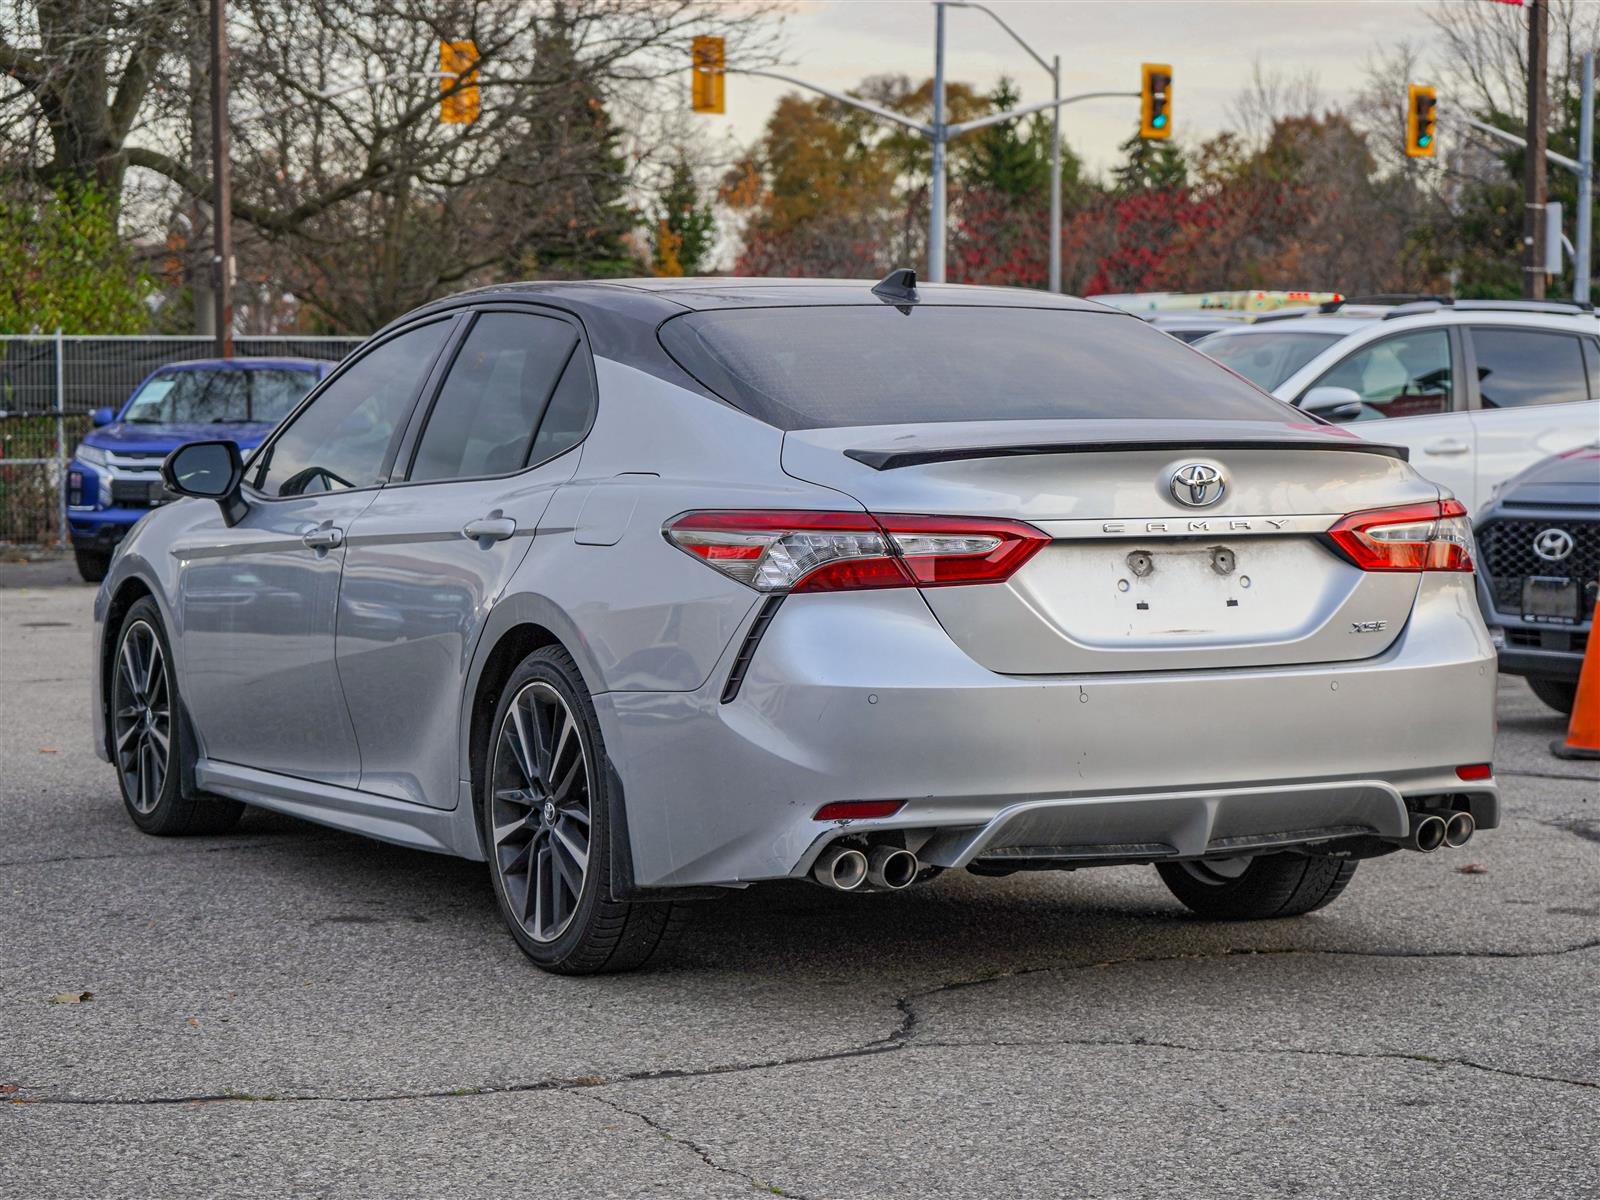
[1380,298,1595,320]
[1319,294,1452,313]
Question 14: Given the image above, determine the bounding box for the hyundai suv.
[1196,299,1600,513]
[91,276,1498,974]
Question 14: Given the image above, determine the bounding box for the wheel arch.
[100,575,157,752]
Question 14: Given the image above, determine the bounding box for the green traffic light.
[1418,134,1431,147]
[1153,114,1167,128]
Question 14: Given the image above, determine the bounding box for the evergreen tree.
[966,78,1050,198]
[651,159,717,276]
[1112,132,1188,193]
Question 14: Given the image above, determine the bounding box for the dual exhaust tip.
[812,843,919,892]
[1400,809,1475,853]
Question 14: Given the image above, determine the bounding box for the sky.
[695,0,1447,174]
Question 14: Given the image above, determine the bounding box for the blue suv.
[66,357,334,581]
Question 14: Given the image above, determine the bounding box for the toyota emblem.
[1532,528,1576,563]
[1169,463,1226,508]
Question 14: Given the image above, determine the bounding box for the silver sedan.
[90,274,1499,974]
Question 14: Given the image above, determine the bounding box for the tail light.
[665,510,1049,593]
[1326,499,1474,572]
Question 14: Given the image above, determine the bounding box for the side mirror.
[91,407,116,427]
[1301,386,1365,423]
[161,440,248,526]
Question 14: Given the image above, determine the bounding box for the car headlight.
[75,443,108,467]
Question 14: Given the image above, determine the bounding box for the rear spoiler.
[845,438,1410,471]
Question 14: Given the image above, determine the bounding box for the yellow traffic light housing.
[1141,63,1172,139]
[440,40,480,125]
[692,36,725,114]
[1406,84,1437,158]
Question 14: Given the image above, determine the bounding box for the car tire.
[1156,853,1357,920]
[75,547,111,584]
[111,598,244,836]
[481,644,682,975]
[1527,677,1578,717]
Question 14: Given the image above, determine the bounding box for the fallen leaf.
[48,991,92,1004]
[187,1019,200,1027]
[37,748,57,754]
[1456,863,1488,875]
[0,1084,18,1094]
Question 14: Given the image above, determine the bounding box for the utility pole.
[210,0,233,357]
[1578,50,1594,305]
[1523,0,1549,300]
[1049,54,1062,294]
[929,3,947,285]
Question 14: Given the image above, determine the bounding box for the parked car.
[1144,313,1255,343]
[66,357,336,582]
[1474,444,1600,715]
[92,275,1498,975]
[1194,299,1600,514]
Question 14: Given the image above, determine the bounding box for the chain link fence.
[0,335,364,546]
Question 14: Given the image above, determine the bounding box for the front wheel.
[1527,677,1578,717]
[1156,854,1357,920]
[75,546,110,583]
[481,645,680,974]
[111,598,243,836]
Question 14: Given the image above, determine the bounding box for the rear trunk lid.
[782,419,1436,673]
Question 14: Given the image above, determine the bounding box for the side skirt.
[194,760,484,860]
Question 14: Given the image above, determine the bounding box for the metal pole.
[54,328,66,550]
[1577,50,1594,305]
[1523,0,1549,299]
[210,0,233,357]
[1048,55,1061,294]
[929,2,947,284]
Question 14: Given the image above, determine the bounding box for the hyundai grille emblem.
[1169,463,1226,508]
[1532,528,1576,563]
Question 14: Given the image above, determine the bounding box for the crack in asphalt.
[579,1090,814,1198]
[1499,769,1599,784]
[1540,817,1600,846]
[0,835,342,870]
[14,937,1597,1109]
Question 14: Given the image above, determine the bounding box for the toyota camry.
[91,273,1499,974]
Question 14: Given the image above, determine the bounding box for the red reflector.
[814,799,907,822]
[1455,763,1493,781]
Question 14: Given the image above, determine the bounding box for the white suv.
[1196,299,1600,513]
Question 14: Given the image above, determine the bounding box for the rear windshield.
[1194,329,1342,391]
[123,367,320,426]
[658,305,1296,430]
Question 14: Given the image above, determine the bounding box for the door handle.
[1422,438,1471,456]
[301,526,344,551]
[463,516,517,543]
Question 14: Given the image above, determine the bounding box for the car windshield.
[122,368,319,425]
[1194,330,1343,391]
[658,306,1293,430]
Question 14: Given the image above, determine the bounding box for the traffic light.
[691,36,725,114]
[440,40,480,125]
[1406,84,1437,158]
[1141,63,1172,139]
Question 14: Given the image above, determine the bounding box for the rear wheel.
[111,598,243,836]
[75,547,110,583]
[1527,677,1578,717]
[1156,853,1357,920]
[481,645,681,974]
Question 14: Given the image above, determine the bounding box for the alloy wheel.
[1176,856,1253,886]
[490,681,593,943]
[113,619,171,814]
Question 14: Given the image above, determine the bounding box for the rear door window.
[1196,330,1342,390]
[408,313,580,482]
[1470,327,1589,408]
[659,306,1294,430]
[1304,330,1453,420]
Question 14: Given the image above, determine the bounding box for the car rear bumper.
[598,575,1499,889]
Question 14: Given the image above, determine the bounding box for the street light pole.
[929,2,948,284]
[209,0,232,358]
[1577,50,1594,305]
[1049,54,1062,294]
[1523,0,1549,299]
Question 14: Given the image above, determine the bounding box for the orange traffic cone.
[1553,596,1600,761]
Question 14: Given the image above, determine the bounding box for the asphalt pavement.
[2,575,1596,1198]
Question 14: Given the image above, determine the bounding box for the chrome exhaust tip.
[1404,812,1448,854]
[812,844,869,891]
[1443,810,1475,849]
[866,845,919,891]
